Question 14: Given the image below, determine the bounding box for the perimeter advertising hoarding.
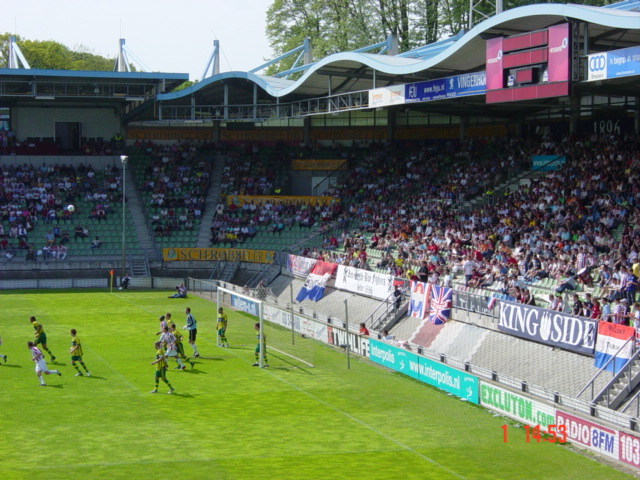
[480,382,555,428]
[369,72,486,108]
[162,248,274,263]
[404,72,486,103]
[587,46,640,82]
[369,85,406,108]
[230,294,259,317]
[369,339,479,404]
[263,304,329,343]
[556,410,619,461]
[486,23,570,103]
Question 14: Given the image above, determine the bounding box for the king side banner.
[498,301,596,355]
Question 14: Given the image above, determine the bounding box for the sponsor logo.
[371,344,395,364]
[487,50,503,64]
[589,55,606,72]
[550,37,568,54]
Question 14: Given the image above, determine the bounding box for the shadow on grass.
[170,392,196,398]
[177,368,207,375]
[1,364,23,369]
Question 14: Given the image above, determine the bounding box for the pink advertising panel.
[547,23,570,82]
[485,37,504,91]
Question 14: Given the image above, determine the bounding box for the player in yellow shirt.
[69,329,91,377]
[170,323,194,368]
[217,307,229,347]
[30,316,56,361]
[150,341,174,394]
[252,322,268,367]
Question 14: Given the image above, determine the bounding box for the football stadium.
[1,1,640,479]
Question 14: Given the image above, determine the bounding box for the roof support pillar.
[224,84,229,121]
[253,84,258,120]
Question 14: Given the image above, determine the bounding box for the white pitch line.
[263,368,471,480]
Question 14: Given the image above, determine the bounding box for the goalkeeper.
[252,322,268,367]
[216,307,229,347]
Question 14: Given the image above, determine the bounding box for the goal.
[216,286,314,368]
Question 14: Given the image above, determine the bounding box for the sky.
[3,0,275,80]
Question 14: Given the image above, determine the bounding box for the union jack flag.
[430,285,452,325]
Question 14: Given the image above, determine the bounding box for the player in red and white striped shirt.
[28,341,61,386]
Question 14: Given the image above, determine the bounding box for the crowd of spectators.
[0,161,121,260]
[209,144,344,246]
[290,132,640,324]
[130,141,211,238]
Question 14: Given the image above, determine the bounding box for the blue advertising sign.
[531,155,566,171]
[369,339,479,404]
[405,72,486,104]
[607,46,640,79]
[230,294,259,317]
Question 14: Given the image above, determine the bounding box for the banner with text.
[226,195,340,207]
[453,289,496,317]
[127,128,213,141]
[369,339,479,403]
[287,255,317,277]
[498,300,596,355]
[594,322,635,373]
[296,261,338,302]
[587,46,640,82]
[263,304,328,343]
[405,72,486,104]
[292,159,348,171]
[531,155,566,171]
[480,382,555,429]
[556,410,619,461]
[327,325,370,357]
[163,248,274,263]
[230,294,259,317]
[335,265,394,300]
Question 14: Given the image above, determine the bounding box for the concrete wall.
[12,106,121,140]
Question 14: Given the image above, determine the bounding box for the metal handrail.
[593,347,640,408]
[368,287,405,332]
[576,335,636,402]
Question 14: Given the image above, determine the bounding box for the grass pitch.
[0,290,636,480]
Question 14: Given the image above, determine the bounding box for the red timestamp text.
[502,424,567,443]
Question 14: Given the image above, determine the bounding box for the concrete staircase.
[196,154,226,247]
[596,357,640,410]
[123,165,155,258]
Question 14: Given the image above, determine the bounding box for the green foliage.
[1,33,114,71]
[0,290,635,479]
[171,79,199,92]
[265,0,614,75]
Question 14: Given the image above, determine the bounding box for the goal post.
[216,285,314,368]
[216,286,265,367]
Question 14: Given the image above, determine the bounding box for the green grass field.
[0,289,636,480]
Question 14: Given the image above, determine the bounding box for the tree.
[266,0,614,73]
[0,34,114,71]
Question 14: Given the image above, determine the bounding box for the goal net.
[216,286,314,369]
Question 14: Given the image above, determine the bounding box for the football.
[67,205,75,213]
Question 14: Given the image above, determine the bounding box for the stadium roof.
[0,2,637,123]
[151,2,640,113]
[0,69,188,106]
